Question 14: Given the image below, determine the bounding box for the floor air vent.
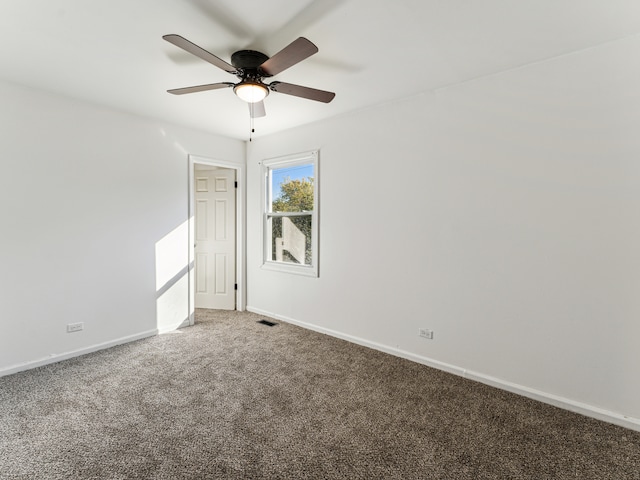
[257,319,278,327]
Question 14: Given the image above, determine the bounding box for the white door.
[194,167,236,310]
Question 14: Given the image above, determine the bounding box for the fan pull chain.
[249,107,254,142]
[248,102,256,141]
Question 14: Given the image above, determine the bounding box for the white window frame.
[261,150,319,277]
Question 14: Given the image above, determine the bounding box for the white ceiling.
[1,0,640,140]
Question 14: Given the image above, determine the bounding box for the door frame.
[188,154,245,325]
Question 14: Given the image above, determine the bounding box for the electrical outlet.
[67,322,84,333]
[418,328,434,339]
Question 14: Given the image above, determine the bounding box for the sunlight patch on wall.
[156,274,189,334]
[155,221,188,291]
[155,220,189,333]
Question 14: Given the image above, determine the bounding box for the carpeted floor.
[1,309,639,479]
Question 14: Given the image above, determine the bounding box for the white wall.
[246,35,640,429]
[0,79,244,374]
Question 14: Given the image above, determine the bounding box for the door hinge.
[234,181,238,188]
[234,283,238,290]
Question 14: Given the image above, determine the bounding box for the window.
[262,151,319,277]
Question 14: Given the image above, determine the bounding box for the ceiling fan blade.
[167,82,234,95]
[163,34,237,74]
[270,81,335,103]
[249,101,266,118]
[259,37,318,77]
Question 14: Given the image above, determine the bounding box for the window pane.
[269,215,312,265]
[270,164,314,213]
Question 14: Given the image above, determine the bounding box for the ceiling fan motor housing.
[231,50,269,71]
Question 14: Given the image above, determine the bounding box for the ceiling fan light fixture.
[234,81,269,103]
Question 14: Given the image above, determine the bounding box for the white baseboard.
[247,306,640,433]
[0,329,158,377]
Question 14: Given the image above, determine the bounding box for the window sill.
[261,261,318,277]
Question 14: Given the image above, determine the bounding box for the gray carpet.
[1,309,639,479]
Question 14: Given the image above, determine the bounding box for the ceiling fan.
[163,34,336,118]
